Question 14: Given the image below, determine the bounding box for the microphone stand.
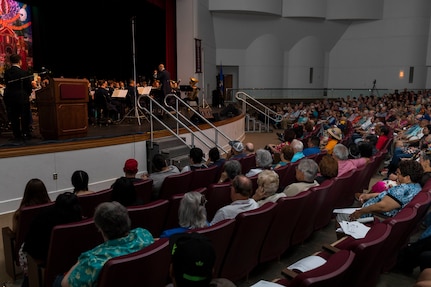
[120,16,148,125]
[7,69,50,84]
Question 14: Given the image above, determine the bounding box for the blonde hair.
[257,170,279,196]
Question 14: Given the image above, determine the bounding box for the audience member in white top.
[283,158,319,197]
[181,147,208,172]
[210,175,259,225]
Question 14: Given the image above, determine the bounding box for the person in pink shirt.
[332,144,369,177]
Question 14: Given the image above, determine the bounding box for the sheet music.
[138,86,152,95]
[112,89,128,98]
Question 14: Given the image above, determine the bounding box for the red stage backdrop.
[0,0,33,77]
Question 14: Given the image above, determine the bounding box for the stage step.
[151,136,187,150]
[245,114,271,133]
[161,145,191,160]
[147,136,190,172]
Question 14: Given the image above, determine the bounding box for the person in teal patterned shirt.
[59,201,154,287]
[349,160,423,220]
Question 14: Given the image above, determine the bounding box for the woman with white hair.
[245,149,274,177]
[160,191,208,238]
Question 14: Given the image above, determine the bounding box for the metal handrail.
[235,91,282,131]
[137,93,231,155]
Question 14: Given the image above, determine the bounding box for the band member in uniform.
[184,77,199,106]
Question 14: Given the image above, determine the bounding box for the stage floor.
[0,107,227,150]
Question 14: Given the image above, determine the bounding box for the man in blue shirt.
[303,136,321,157]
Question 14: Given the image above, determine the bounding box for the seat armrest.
[27,254,45,287]
[2,227,18,279]
[372,212,389,221]
[281,268,298,279]
[2,226,16,240]
[322,243,341,254]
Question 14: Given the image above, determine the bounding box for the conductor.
[156,63,170,104]
[3,54,33,140]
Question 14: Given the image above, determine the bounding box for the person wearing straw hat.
[324,127,343,155]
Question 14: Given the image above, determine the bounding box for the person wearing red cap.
[110,158,143,196]
[121,158,143,182]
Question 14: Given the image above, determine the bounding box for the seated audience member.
[290,139,305,163]
[283,158,319,197]
[245,149,273,177]
[167,233,236,287]
[13,178,51,233]
[349,160,423,220]
[111,177,141,207]
[302,136,321,157]
[59,202,154,287]
[399,115,430,144]
[143,154,180,199]
[20,192,82,284]
[160,192,209,238]
[386,140,414,177]
[364,134,379,155]
[375,125,390,151]
[421,150,431,187]
[113,158,143,183]
[210,175,259,225]
[273,145,294,169]
[226,140,247,160]
[418,124,431,150]
[315,155,339,184]
[71,170,94,196]
[217,159,242,183]
[332,143,369,177]
[244,142,255,154]
[182,147,208,172]
[206,147,226,169]
[357,141,374,159]
[252,170,284,205]
[267,128,296,154]
[395,151,431,273]
[323,127,343,154]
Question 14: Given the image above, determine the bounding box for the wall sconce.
[399,70,404,79]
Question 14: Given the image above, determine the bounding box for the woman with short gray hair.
[283,158,320,197]
[246,149,274,177]
[160,191,209,238]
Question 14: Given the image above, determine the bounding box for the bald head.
[245,142,254,154]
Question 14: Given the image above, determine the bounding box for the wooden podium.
[36,78,89,140]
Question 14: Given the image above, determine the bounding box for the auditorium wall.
[183,0,431,92]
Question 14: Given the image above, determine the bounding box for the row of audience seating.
[275,187,431,286]
[3,139,392,286]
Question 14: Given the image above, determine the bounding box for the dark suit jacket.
[157,69,171,97]
[3,65,33,106]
